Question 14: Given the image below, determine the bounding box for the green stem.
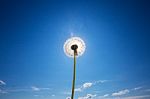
[71,51,76,99]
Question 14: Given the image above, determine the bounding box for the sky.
[0,0,150,99]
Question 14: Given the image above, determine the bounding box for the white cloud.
[75,80,108,92]
[103,94,109,97]
[74,87,82,92]
[0,80,6,85]
[94,80,108,84]
[133,87,142,91]
[83,83,93,89]
[51,94,55,97]
[31,86,40,91]
[31,86,51,91]
[120,95,150,99]
[75,82,93,92]
[75,88,82,92]
[112,89,129,96]
[78,94,96,99]
[0,86,51,94]
[97,94,110,99]
[97,95,150,99]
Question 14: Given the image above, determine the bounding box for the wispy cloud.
[93,80,108,84]
[97,86,149,99]
[31,86,40,91]
[51,94,55,97]
[31,86,51,91]
[74,84,149,99]
[97,94,110,99]
[0,80,6,85]
[78,94,96,99]
[120,95,150,99]
[75,88,82,92]
[83,83,93,89]
[0,86,51,94]
[111,86,143,97]
[65,81,103,99]
[133,87,142,91]
[103,94,109,97]
[97,95,150,99]
[75,82,93,92]
[0,80,7,94]
[112,89,129,96]
[75,80,108,92]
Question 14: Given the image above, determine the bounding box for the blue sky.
[0,0,150,99]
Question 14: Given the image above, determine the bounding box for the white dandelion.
[64,37,86,58]
[64,36,86,99]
